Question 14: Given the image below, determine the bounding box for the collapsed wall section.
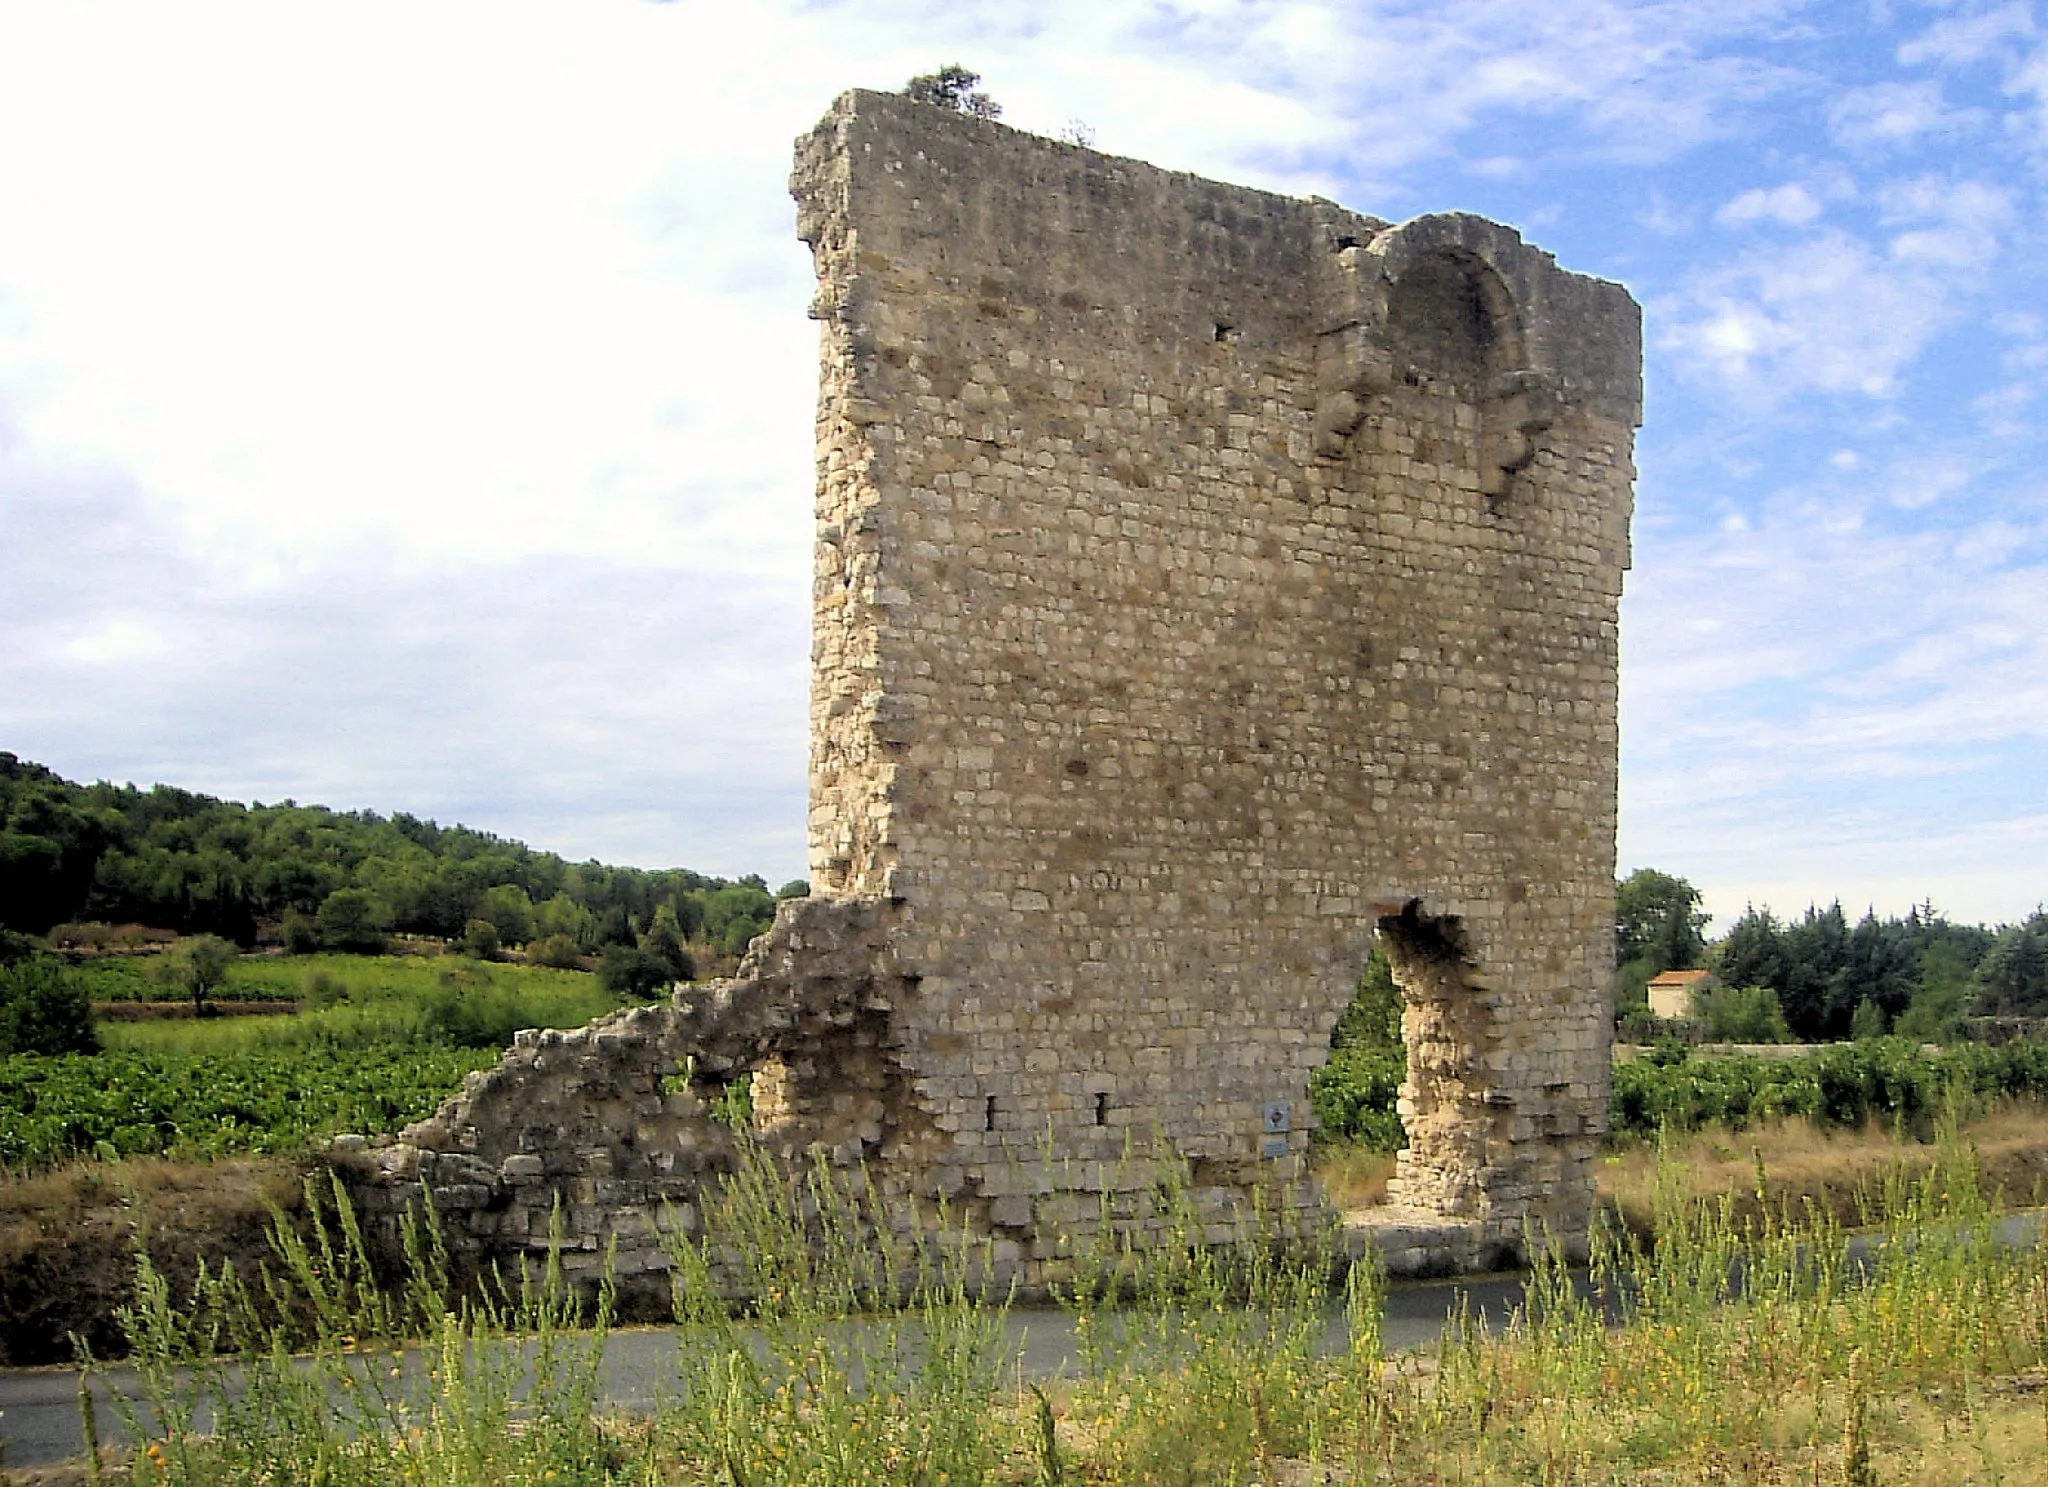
[336,898,928,1308]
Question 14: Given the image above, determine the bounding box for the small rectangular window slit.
[1094,1092,1109,1126]
[985,1095,997,1132]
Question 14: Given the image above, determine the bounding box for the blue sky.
[0,0,2042,929]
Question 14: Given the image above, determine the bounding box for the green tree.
[903,65,1002,119]
[477,884,534,946]
[281,907,320,955]
[1331,938,1402,1051]
[1974,910,2048,1017]
[153,933,236,1014]
[1616,869,1708,970]
[314,888,389,955]
[1614,868,1707,1014]
[597,943,672,1000]
[529,932,585,970]
[641,905,696,984]
[1692,982,1791,1044]
[459,917,502,961]
[0,954,100,1055]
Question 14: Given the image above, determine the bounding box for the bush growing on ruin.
[902,64,1001,119]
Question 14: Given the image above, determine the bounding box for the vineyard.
[0,1044,500,1169]
[0,952,636,1171]
[1311,1035,2048,1151]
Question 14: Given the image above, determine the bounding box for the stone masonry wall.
[339,91,1638,1288]
[792,91,1637,1266]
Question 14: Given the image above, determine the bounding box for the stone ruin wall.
[338,89,1640,1294]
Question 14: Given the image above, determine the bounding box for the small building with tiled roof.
[1648,967,1716,1020]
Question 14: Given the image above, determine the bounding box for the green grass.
[73,1129,2048,1486]
[101,954,623,1056]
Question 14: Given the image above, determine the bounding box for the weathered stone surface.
[339,88,1637,1291]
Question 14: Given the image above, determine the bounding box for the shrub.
[1694,982,1792,1043]
[1310,1044,1406,1150]
[596,943,673,999]
[280,908,319,955]
[313,888,388,955]
[0,955,100,1056]
[458,917,501,961]
[528,932,584,970]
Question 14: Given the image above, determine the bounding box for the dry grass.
[1311,1140,1397,1209]
[0,1154,308,1366]
[1599,1097,2048,1240]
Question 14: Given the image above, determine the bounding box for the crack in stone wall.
[341,88,1639,1286]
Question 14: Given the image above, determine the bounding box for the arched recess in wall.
[1381,248,1551,508]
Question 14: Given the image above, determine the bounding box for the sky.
[0,0,2044,932]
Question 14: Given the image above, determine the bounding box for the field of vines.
[0,1044,500,1170]
[1312,1035,2048,1151]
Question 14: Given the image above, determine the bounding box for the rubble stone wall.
[340,90,1638,1287]
[792,91,1637,1265]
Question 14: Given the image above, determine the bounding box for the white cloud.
[1657,231,1954,399]
[1879,175,2013,267]
[1717,183,1825,227]
[1828,78,1980,148]
[1897,1,2036,68]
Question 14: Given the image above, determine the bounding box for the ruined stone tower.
[344,91,1639,1288]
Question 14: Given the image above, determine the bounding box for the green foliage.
[1616,869,1708,971]
[1310,1044,1405,1150]
[0,1043,499,1168]
[1609,1037,2048,1139]
[457,916,501,961]
[1317,1033,2048,1155]
[103,1177,624,1486]
[150,933,236,1010]
[903,63,1002,118]
[1849,996,1886,1041]
[1313,939,1408,1149]
[474,882,534,945]
[700,878,775,958]
[0,753,780,959]
[1330,938,1401,1051]
[595,942,675,999]
[313,886,389,954]
[0,953,628,1166]
[1692,982,1792,1043]
[0,954,100,1056]
[279,906,319,954]
[1615,868,1707,1014]
[528,931,585,969]
[775,878,811,900]
[1713,900,1996,1042]
[1973,908,2048,1016]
